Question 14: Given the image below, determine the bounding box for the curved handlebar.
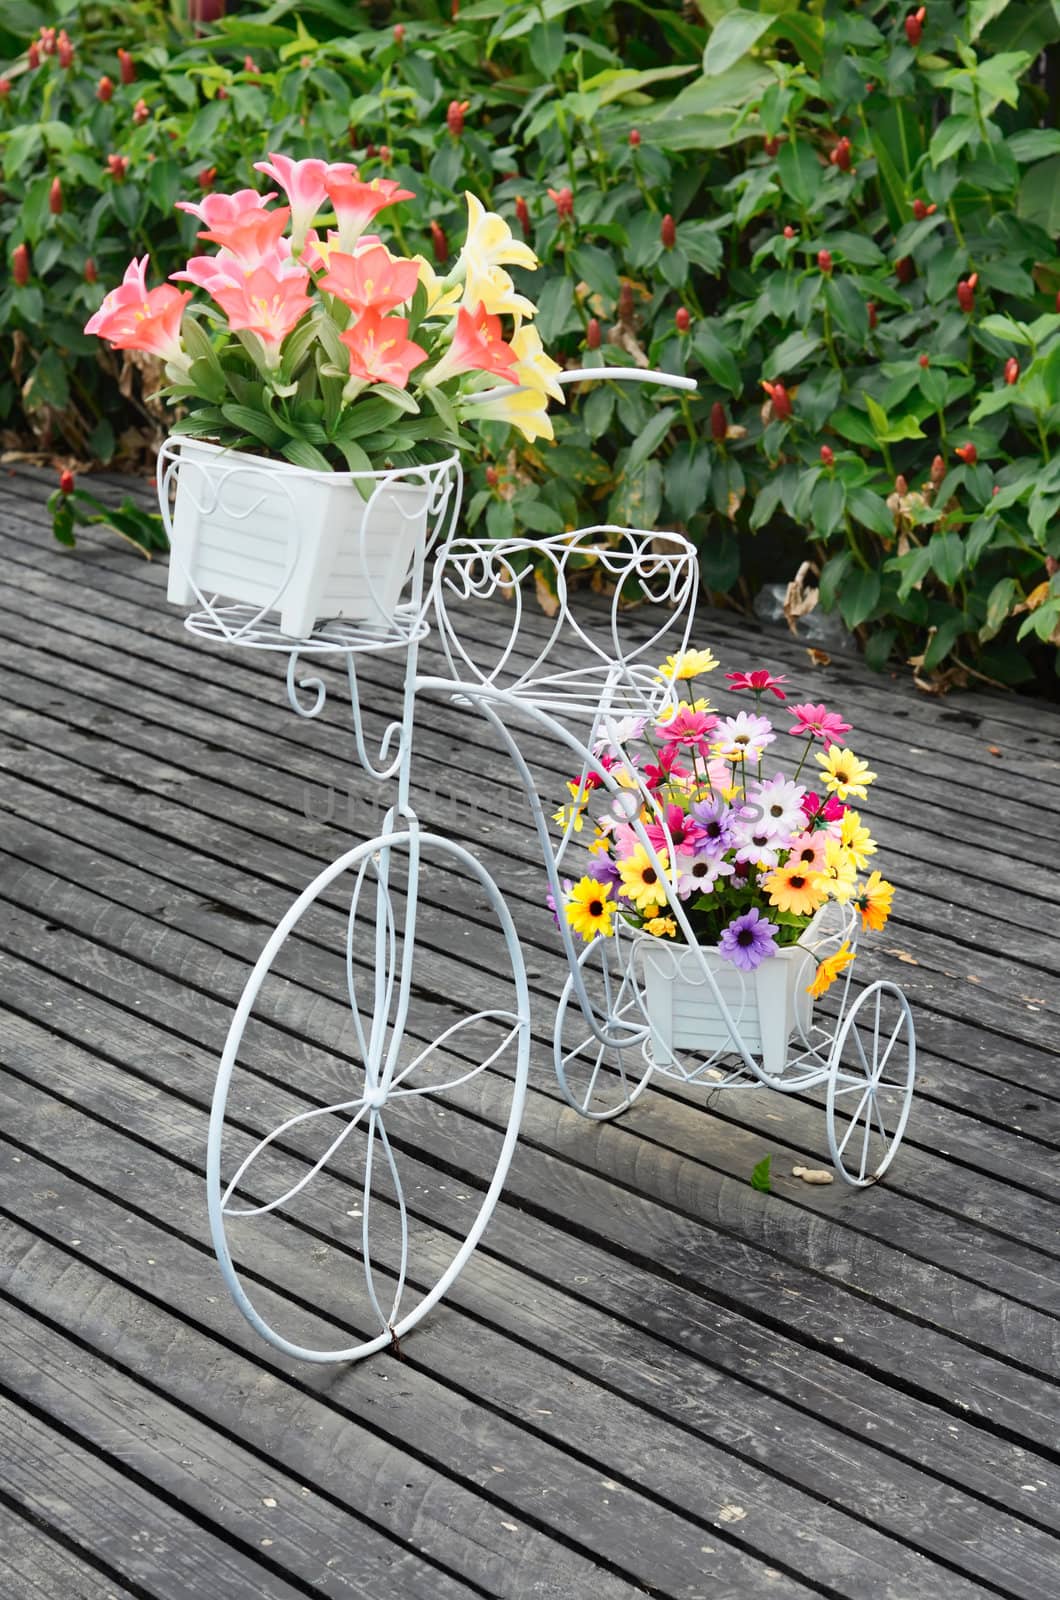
[471,366,698,406]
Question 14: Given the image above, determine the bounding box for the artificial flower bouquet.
[556,648,895,1012]
[82,153,561,469]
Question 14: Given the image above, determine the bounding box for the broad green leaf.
[763,331,820,380]
[571,244,621,302]
[515,495,566,533]
[929,114,979,167]
[818,551,853,612]
[702,11,774,77]
[864,394,889,438]
[220,403,285,447]
[978,313,1034,346]
[626,406,678,472]
[583,386,614,441]
[1005,127,1060,163]
[811,475,845,537]
[749,1154,772,1193]
[692,326,741,394]
[970,0,1012,38]
[823,277,869,344]
[664,443,711,522]
[1018,155,1060,234]
[930,531,965,587]
[838,569,881,629]
[981,576,1018,639]
[775,139,820,210]
[282,437,332,472]
[969,387,1016,423]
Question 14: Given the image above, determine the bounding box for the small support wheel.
[826,980,916,1186]
[553,923,654,1120]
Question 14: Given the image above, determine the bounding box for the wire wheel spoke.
[826,981,916,1187]
[554,925,653,1121]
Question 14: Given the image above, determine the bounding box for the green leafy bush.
[4,0,1060,686]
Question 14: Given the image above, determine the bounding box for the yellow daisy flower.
[643,915,678,939]
[815,746,876,802]
[763,862,829,917]
[839,809,877,871]
[657,696,713,721]
[823,836,858,903]
[806,942,856,998]
[564,877,615,942]
[553,801,586,833]
[656,648,719,682]
[856,870,895,932]
[618,844,671,912]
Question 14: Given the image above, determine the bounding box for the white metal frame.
[169,364,915,1367]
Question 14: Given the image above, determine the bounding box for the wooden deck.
[0,464,1058,1600]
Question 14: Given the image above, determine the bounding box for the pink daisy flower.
[644,804,705,859]
[656,706,719,760]
[785,830,828,872]
[725,669,788,701]
[714,710,775,762]
[788,702,852,745]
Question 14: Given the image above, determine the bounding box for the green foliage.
[3,0,1060,682]
[750,1154,773,1193]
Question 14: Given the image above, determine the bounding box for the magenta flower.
[719,908,779,972]
[656,706,718,759]
[725,669,788,701]
[788,702,852,745]
[800,792,846,827]
[643,804,705,858]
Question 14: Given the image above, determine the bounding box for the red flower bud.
[39,27,56,54]
[764,136,782,158]
[919,353,929,368]
[675,307,691,333]
[451,0,459,15]
[197,166,217,190]
[894,474,909,495]
[660,212,676,249]
[132,98,149,125]
[485,465,498,487]
[761,380,792,421]
[956,274,977,314]
[244,55,260,73]
[820,444,834,467]
[905,7,926,47]
[515,194,531,241]
[379,144,391,163]
[117,48,135,85]
[97,76,114,102]
[930,455,946,484]
[49,176,62,214]
[1004,356,1020,385]
[57,31,74,69]
[829,136,852,172]
[12,242,29,286]
[430,219,448,264]
[447,99,469,137]
[629,129,641,147]
[393,24,405,44]
[912,198,938,220]
[711,401,727,442]
[895,256,915,284]
[955,442,978,465]
[84,258,97,284]
[548,185,574,220]
[1046,554,1059,577]
[365,143,377,158]
[867,300,878,330]
[28,42,40,69]
[215,85,228,99]
[618,281,634,322]
[783,225,796,239]
[586,317,601,350]
[817,248,833,274]
[107,154,129,181]
[0,79,10,98]
[1056,290,1060,314]
[59,468,75,495]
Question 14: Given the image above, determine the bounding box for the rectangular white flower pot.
[639,908,830,1077]
[163,437,431,638]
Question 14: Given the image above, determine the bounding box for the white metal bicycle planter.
[162,366,915,1365]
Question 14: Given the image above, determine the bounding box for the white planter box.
[639,908,831,1076]
[162,437,432,638]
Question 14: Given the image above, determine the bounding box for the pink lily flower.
[319,244,420,316]
[84,281,191,367]
[421,302,517,387]
[84,255,151,334]
[175,187,276,227]
[324,167,415,250]
[788,702,852,745]
[197,207,293,272]
[340,309,428,388]
[209,266,314,361]
[253,153,330,246]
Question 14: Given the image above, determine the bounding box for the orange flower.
[198,207,292,271]
[421,301,517,387]
[319,244,420,316]
[340,309,428,387]
[856,870,894,932]
[209,265,314,355]
[323,169,415,249]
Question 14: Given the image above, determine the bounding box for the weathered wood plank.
[0,1506,139,1600]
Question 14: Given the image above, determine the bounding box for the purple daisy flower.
[587,855,621,889]
[690,796,736,856]
[718,907,779,972]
